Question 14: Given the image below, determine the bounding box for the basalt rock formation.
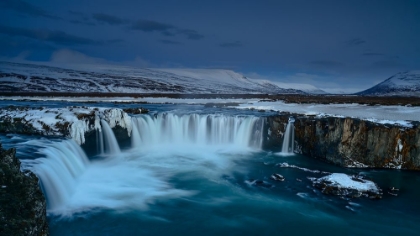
[266,114,420,170]
[0,144,49,235]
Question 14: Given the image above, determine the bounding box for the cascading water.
[28,140,90,211]
[96,128,104,154]
[26,113,266,216]
[131,113,264,150]
[281,117,295,154]
[100,119,121,155]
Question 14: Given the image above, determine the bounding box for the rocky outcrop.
[0,144,48,235]
[266,114,420,170]
[310,173,383,199]
[0,106,135,145]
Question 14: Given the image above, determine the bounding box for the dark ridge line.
[0,92,420,106]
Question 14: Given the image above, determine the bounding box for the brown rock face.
[266,114,420,170]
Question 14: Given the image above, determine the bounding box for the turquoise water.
[1,102,420,235]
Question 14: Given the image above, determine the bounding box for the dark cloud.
[68,10,85,17]
[371,60,402,68]
[131,20,174,32]
[68,11,96,25]
[0,25,97,45]
[176,29,204,40]
[310,60,344,67]
[347,38,366,46]
[130,20,204,40]
[69,20,96,26]
[219,41,243,48]
[0,0,60,19]
[160,40,182,45]
[93,13,127,25]
[106,39,124,44]
[362,52,384,56]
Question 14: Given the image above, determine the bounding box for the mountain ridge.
[357,71,420,96]
[0,61,308,94]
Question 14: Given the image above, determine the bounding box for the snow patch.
[0,107,131,145]
[316,173,379,192]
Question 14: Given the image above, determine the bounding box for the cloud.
[160,40,182,45]
[219,41,242,48]
[0,0,60,19]
[130,19,204,40]
[371,60,402,68]
[106,39,124,44]
[176,29,204,40]
[93,13,127,25]
[0,25,97,45]
[347,38,366,46]
[362,52,384,56]
[131,20,174,32]
[67,11,97,25]
[309,60,344,67]
[69,20,96,26]
[50,49,107,64]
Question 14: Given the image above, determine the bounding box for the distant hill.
[357,71,420,97]
[0,61,310,94]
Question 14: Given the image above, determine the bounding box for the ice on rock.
[0,106,132,145]
[311,173,382,199]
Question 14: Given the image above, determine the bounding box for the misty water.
[2,102,420,235]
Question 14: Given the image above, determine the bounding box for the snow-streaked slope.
[272,81,327,94]
[0,62,306,94]
[357,71,420,96]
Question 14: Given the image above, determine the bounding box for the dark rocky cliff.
[0,144,49,235]
[266,114,420,170]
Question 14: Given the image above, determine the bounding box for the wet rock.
[122,107,149,114]
[270,173,285,181]
[246,179,274,188]
[266,115,420,170]
[0,144,49,235]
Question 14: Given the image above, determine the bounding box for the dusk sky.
[1,0,420,93]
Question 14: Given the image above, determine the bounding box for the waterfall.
[281,117,295,154]
[29,140,89,211]
[100,119,121,155]
[131,113,264,149]
[96,128,104,154]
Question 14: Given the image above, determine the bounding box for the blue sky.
[1,0,420,93]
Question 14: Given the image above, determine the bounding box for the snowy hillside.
[357,71,420,96]
[0,62,306,94]
[272,81,327,94]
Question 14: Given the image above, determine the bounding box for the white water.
[100,119,121,155]
[131,113,264,150]
[29,140,89,211]
[96,129,104,154]
[281,117,295,154]
[28,114,265,216]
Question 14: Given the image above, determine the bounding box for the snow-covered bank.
[0,96,260,105]
[237,100,420,126]
[1,96,419,126]
[0,107,131,145]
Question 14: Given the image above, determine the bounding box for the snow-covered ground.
[236,100,420,126]
[0,107,131,145]
[314,173,380,193]
[1,96,419,126]
[0,96,261,104]
[0,62,305,94]
[358,70,420,96]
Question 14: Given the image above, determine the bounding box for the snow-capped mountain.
[0,62,306,94]
[272,81,327,94]
[357,71,420,96]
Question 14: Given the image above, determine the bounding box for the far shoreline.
[0,92,420,106]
